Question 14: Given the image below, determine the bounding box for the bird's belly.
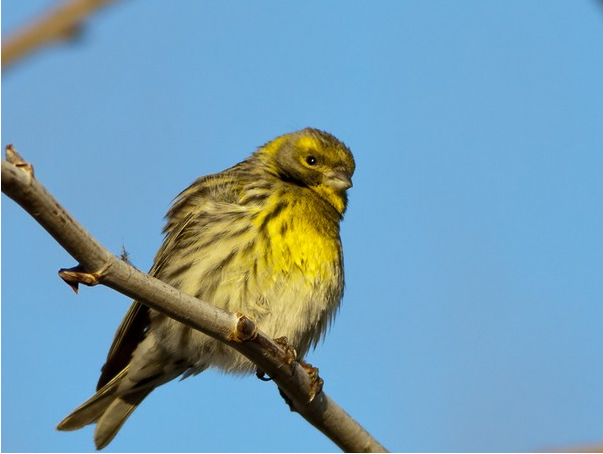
[151,219,343,374]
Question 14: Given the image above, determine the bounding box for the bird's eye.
[305,155,317,166]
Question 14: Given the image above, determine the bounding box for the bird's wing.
[96,170,246,390]
[97,302,149,390]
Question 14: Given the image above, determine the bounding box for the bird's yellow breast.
[252,187,342,284]
[156,180,345,363]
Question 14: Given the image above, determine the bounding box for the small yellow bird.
[57,128,355,449]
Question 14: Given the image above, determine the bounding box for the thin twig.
[2,0,124,70]
[1,145,388,453]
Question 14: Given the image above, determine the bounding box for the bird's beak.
[325,170,353,190]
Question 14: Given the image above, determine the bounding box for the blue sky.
[2,1,603,452]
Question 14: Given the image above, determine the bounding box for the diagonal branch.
[2,0,125,70]
[1,145,388,453]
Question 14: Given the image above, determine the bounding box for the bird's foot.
[256,336,323,408]
[255,336,296,382]
[273,336,297,368]
[298,359,324,402]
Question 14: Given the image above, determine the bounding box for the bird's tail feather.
[93,388,152,450]
[57,358,187,449]
[56,368,128,432]
[56,366,152,449]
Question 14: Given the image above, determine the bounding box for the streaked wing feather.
[97,170,246,391]
[97,303,149,390]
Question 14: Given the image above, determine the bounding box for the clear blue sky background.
[2,1,603,452]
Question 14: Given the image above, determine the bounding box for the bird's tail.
[56,367,153,450]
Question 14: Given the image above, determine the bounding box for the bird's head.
[257,128,355,216]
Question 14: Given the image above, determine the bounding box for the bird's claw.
[273,336,297,369]
[299,359,324,402]
[257,337,324,408]
[256,369,272,381]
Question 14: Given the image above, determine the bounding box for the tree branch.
[1,145,388,453]
[1,0,124,70]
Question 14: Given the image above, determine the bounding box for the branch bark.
[1,145,388,453]
[2,0,124,70]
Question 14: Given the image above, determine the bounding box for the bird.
[56,127,355,449]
